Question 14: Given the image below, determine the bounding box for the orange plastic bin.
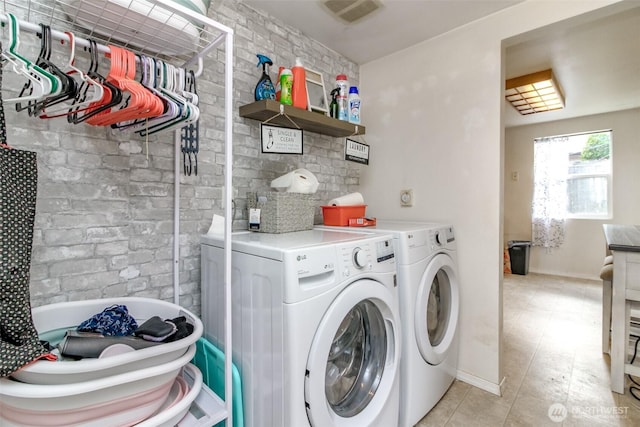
[321,205,367,226]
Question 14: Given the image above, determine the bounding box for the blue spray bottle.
[255,54,276,101]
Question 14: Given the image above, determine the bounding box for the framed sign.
[305,68,328,115]
[345,138,369,165]
[261,124,304,154]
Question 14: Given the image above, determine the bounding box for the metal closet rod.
[0,12,205,76]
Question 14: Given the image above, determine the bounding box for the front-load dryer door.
[415,253,459,365]
[304,279,400,427]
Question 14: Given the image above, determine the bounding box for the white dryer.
[201,229,401,427]
[317,221,460,426]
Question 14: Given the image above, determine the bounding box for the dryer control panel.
[430,226,456,251]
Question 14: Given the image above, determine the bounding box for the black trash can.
[508,240,531,275]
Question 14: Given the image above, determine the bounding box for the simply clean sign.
[261,124,303,154]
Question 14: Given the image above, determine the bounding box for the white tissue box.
[247,192,315,233]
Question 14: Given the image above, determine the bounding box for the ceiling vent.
[322,0,383,24]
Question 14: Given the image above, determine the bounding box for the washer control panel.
[286,233,397,302]
[291,234,395,288]
[335,236,395,277]
[352,247,368,268]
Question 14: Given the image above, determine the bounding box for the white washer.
[317,221,460,426]
[201,229,401,427]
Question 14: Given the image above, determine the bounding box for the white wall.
[358,0,625,394]
[505,108,640,280]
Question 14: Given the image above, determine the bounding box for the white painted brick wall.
[3,0,363,315]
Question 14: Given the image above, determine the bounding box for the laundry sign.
[345,138,369,165]
[261,124,303,154]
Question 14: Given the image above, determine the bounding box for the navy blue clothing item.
[77,304,138,336]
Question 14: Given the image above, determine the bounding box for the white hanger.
[112,56,179,132]
[137,60,199,136]
[38,31,104,118]
[1,13,53,103]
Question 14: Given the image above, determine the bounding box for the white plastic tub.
[137,362,224,427]
[59,0,208,54]
[12,297,203,384]
[0,344,196,426]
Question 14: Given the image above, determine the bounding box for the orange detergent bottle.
[291,58,308,110]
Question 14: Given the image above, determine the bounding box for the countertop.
[603,224,640,252]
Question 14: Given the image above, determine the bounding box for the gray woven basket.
[247,191,315,233]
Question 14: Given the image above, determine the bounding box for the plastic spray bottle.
[329,88,340,119]
[254,54,275,101]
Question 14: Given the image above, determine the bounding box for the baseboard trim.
[527,268,599,282]
[456,369,503,396]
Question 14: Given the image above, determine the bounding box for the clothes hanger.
[15,22,62,107]
[87,46,154,126]
[38,31,104,119]
[69,39,122,124]
[136,60,199,136]
[111,55,176,132]
[181,69,199,176]
[87,46,163,126]
[83,43,126,125]
[16,24,76,116]
[4,14,57,98]
[1,13,55,104]
[140,90,198,135]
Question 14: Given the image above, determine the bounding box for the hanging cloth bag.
[0,44,52,377]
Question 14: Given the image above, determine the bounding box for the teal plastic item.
[254,54,276,101]
[192,338,244,427]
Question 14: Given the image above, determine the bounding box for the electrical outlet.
[400,189,413,207]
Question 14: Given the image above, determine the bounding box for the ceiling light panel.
[505,69,565,115]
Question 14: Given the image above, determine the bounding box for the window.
[532,130,612,249]
[565,131,612,217]
[534,130,612,219]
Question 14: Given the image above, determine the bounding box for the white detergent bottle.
[348,86,361,124]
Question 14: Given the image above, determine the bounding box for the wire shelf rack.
[1,0,229,62]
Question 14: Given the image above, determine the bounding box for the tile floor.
[416,273,640,426]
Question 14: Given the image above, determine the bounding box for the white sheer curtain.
[532,136,569,249]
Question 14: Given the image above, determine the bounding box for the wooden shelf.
[239,100,365,137]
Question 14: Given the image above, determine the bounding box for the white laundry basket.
[11,297,203,384]
[0,344,196,426]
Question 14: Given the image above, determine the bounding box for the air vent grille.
[324,0,358,14]
[322,0,382,24]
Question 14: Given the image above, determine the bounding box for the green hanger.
[5,13,60,99]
